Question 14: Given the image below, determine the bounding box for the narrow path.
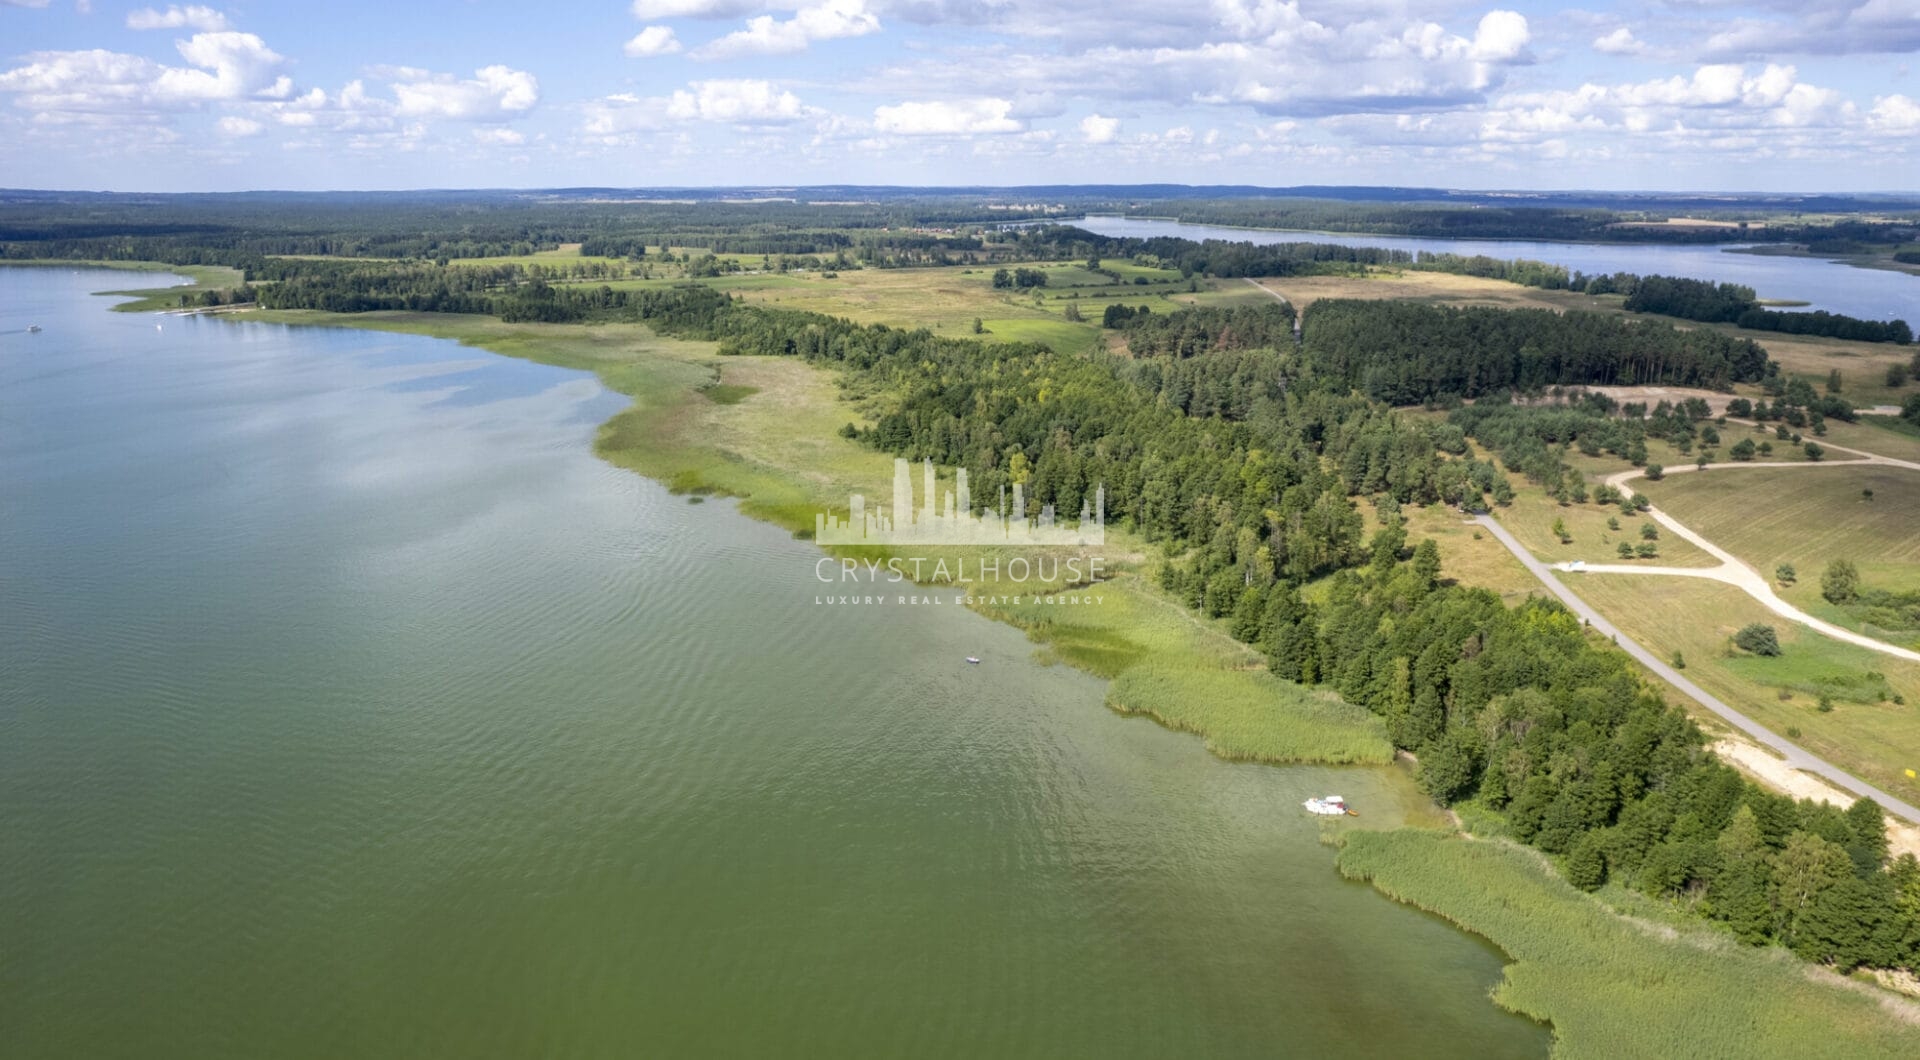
[1243,278,1303,340]
[1594,449,1920,663]
[1472,513,1920,824]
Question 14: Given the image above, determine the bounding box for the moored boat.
[1304,795,1355,816]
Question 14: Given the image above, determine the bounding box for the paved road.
[1472,512,1920,824]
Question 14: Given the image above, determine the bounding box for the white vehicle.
[1304,795,1353,816]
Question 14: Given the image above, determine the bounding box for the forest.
[1622,274,1912,343]
[1298,299,1774,403]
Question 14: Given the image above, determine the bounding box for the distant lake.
[0,268,1548,1058]
[1071,216,1920,323]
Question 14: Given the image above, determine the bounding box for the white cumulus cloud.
[127,5,229,31]
[667,78,810,123]
[624,26,683,57]
[214,114,259,136]
[1592,27,1647,56]
[1079,113,1119,143]
[694,0,880,60]
[391,65,538,120]
[1468,10,1530,62]
[873,97,1022,135]
[0,31,288,114]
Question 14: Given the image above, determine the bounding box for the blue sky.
[1,1,1916,191]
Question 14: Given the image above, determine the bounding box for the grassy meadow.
[1402,502,1544,601]
[1496,486,1715,568]
[1104,663,1393,765]
[1571,575,1920,808]
[1638,463,1920,605]
[1336,829,1920,1059]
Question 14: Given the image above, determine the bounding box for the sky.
[1,1,1916,192]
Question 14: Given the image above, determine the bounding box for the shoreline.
[40,264,1920,1050]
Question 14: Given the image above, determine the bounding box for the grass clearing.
[1638,463,1920,604]
[1404,503,1543,601]
[1570,575,1920,808]
[1254,270,1621,316]
[699,382,759,405]
[1336,828,1920,1059]
[1497,487,1715,568]
[1107,664,1393,764]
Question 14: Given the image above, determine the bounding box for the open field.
[1722,328,1920,409]
[1571,575,1920,809]
[1638,463,1920,606]
[1403,503,1543,601]
[1253,270,1624,315]
[1337,829,1920,1059]
[1821,415,1920,464]
[1496,486,1715,568]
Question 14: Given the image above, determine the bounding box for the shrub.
[1822,559,1860,604]
[1733,623,1782,656]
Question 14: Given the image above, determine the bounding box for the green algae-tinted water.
[0,269,1548,1058]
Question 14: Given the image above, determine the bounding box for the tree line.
[1621,274,1911,344]
[1298,299,1774,404]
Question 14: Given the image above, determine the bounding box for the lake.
[0,269,1548,1058]
[1070,216,1920,323]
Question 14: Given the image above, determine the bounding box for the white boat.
[26,324,40,333]
[965,656,981,664]
[1304,795,1354,816]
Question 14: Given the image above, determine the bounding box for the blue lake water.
[1072,216,1920,322]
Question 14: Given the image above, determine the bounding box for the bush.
[1733,623,1782,656]
[1822,559,1860,604]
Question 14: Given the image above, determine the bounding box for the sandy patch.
[1712,738,1920,858]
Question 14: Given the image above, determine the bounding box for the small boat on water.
[26,325,40,333]
[965,656,981,664]
[1304,795,1357,817]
